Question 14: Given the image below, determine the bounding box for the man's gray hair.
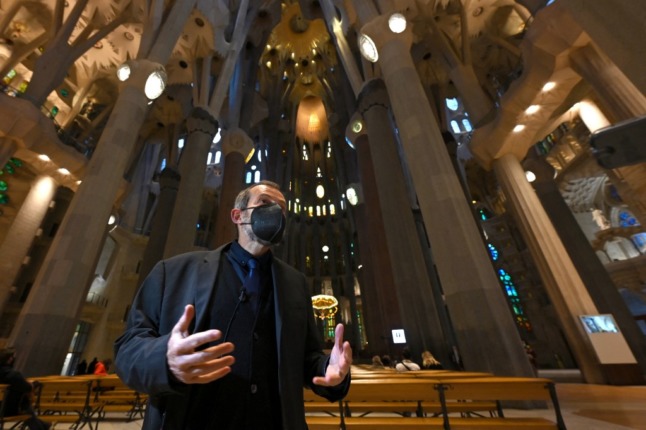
[234,180,282,209]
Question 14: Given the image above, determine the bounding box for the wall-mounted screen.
[580,314,619,334]
[391,329,407,344]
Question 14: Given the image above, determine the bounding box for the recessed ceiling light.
[542,82,556,92]
[38,154,51,161]
[525,105,540,114]
[513,125,525,133]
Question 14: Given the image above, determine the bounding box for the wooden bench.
[306,376,566,430]
[306,378,448,429]
[437,377,567,429]
[92,375,146,421]
[32,378,102,430]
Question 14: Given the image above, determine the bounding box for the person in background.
[86,357,98,374]
[421,350,443,370]
[381,355,393,368]
[0,348,50,430]
[114,181,352,430]
[395,348,421,372]
[93,358,112,375]
[75,359,87,375]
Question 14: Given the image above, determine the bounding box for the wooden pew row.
[33,378,101,430]
[28,375,147,427]
[306,376,566,430]
[93,375,147,421]
[437,377,566,429]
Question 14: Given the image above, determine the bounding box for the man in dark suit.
[114,181,352,429]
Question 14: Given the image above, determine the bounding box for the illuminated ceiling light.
[322,245,329,252]
[316,184,325,198]
[266,60,272,68]
[107,213,119,232]
[57,168,70,175]
[346,185,360,206]
[525,170,537,182]
[351,120,363,133]
[76,180,82,185]
[388,13,407,33]
[513,124,525,133]
[144,69,167,99]
[38,154,51,162]
[358,33,378,62]
[116,63,131,81]
[525,105,540,115]
[542,81,556,92]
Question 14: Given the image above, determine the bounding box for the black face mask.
[240,203,286,244]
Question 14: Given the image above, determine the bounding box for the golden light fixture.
[295,96,329,142]
[311,294,338,320]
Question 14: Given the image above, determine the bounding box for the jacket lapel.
[271,262,287,369]
[194,246,224,330]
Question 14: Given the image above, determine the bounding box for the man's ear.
[231,208,242,224]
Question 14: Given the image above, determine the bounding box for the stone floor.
[45,381,646,430]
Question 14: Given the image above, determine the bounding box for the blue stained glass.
[487,243,499,261]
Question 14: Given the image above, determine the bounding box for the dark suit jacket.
[114,244,349,429]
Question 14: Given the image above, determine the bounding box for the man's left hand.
[313,324,352,387]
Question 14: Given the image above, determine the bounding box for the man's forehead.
[251,186,285,201]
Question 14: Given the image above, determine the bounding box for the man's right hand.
[167,304,235,384]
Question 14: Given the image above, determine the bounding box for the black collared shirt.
[184,241,281,429]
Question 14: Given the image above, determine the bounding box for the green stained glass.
[61,89,69,97]
[9,158,22,167]
[4,164,14,174]
[0,194,8,204]
[0,181,6,191]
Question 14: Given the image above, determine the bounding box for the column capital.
[221,128,254,160]
[186,107,219,137]
[360,14,413,53]
[159,166,181,189]
[357,79,390,114]
[118,59,166,97]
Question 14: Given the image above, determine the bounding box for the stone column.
[494,153,607,383]
[360,14,533,376]
[163,108,219,258]
[570,44,646,226]
[0,138,18,168]
[7,59,164,377]
[0,176,57,315]
[570,44,646,122]
[527,157,646,375]
[349,133,402,357]
[137,167,181,287]
[354,79,450,361]
[210,129,253,249]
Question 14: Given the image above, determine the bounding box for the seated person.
[0,348,50,430]
[93,358,112,375]
[421,350,443,370]
[395,348,421,371]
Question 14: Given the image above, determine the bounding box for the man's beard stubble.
[241,214,273,247]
